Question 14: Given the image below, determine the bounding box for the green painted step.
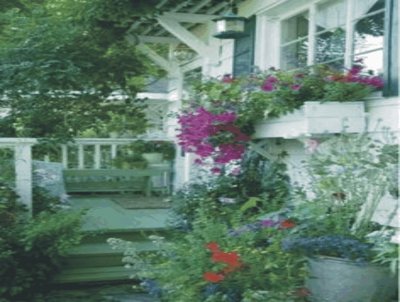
[55,266,134,283]
[56,195,172,283]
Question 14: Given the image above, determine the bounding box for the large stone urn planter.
[306,256,397,302]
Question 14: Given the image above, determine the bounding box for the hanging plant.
[177,107,250,164]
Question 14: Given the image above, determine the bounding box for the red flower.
[212,251,242,269]
[279,219,296,229]
[203,272,225,283]
[205,242,220,253]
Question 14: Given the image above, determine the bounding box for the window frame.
[277,0,386,71]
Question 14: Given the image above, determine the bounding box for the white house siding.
[162,0,398,191]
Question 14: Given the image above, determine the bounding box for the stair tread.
[56,266,132,283]
[69,196,171,232]
[69,241,157,256]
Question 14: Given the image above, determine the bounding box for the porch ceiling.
[129,0,245,43]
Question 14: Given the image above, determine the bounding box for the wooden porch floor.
[69,194,171,232]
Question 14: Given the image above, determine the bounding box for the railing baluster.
[94,144,101,169]
[61,145,68,168]
[78,144,84,169]
[111,144,117,159]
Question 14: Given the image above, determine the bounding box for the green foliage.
[111,207,305,302]
[296,134,395,237]
[128,140,176,161]
[170,151,291,231]
[32,186,63,216]
[287,133,398,268]
[112,153,148,169]
[0,0,160,140]
[323,81,373,102]
[0,182,83,301]
[0,149,14,185]
[187,65,381,137]
[109,154,305,301]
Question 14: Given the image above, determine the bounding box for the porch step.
[55,195,172,283]
[56,235,164,283]
[55,266,134,283]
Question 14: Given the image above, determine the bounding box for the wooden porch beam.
[157,16,211,57]
[136,43,175,74]
[162,12,217,23]
[138,35,179,44]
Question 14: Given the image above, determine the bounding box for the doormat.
[112,196,171,209]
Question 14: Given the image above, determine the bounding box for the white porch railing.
[59,138,172,169]
[0,137,175,215]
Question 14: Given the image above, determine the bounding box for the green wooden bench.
[63,167,172,196]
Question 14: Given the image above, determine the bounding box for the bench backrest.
[63,168,171,196]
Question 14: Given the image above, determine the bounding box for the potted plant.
[283,134,398,302]
[129,140,176,164]
[112,153,148,169]
[179,63,383,165]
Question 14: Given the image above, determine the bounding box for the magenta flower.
[261,76,278,92]
[291,84,301,91]
[348,65,363,76]
[211,167,222,174]
[222,74,234,83]
[177,107,249,165]
[261,219,278,228]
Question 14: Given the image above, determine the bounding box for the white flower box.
[254,101,366,139]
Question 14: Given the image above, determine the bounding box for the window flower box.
[253,101,366,139]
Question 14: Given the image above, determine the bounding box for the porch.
[57,194,171,283]
[0,137,175,283]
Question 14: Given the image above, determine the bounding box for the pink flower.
[211,167,222,174]
[230,167,241,176]
[261,76,278,91]
[291,84,301,91]
[222,74,234,83]
[348,65,363,76]
[261,219,277,228]
[177,107,249,165]
[306,139,320,153]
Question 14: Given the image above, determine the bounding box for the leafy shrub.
[110,155,304,301]
[0,182,83,301]
[169,151,291,230]
[282,235,373,261]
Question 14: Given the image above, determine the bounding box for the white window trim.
[260,0,385,70]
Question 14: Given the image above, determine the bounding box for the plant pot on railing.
[306,256,398,302]
[142,152,164,164]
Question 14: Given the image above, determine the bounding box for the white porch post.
[14,141,35,216]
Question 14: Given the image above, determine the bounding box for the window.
[315,0,346,68]
[353,0,385,74]
[280,12,309,70]
[279,0,386,75]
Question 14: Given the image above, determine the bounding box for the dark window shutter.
[233,15,256,77]
[383,0,398,96]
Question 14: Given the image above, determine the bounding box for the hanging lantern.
[213,1,247,39]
